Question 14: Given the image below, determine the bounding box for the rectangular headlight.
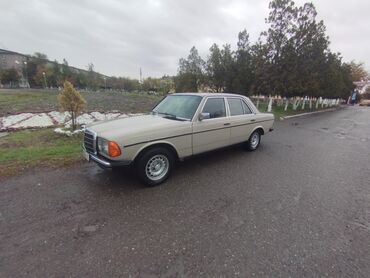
[97,137,109,155]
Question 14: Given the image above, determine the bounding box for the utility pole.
[140,68,143,92]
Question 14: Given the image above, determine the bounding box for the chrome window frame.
[194,96,228,121]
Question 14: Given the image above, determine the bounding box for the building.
[0,49,30,87]
[1,48,109,89]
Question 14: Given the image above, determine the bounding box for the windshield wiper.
[152,111,188,121]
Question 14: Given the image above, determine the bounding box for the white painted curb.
[282,108,337,119]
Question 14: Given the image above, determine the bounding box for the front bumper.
[83,149,132,168]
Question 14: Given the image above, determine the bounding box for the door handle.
[250,119,256,122]
[224,123,231,126]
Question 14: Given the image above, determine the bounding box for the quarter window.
[242,101,252,114]
[202,98,226,119]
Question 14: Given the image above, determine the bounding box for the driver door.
[192,97,231,154]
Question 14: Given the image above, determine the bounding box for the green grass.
[254,101,333,119]
[0,89,163,116]
[0,129,83,177]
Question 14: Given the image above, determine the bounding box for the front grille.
[84,129,96,154]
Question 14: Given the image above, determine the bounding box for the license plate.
[82,150,90,162]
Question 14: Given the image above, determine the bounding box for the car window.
[202,98,226,119]
[228,98,244,116]
[242,101,252,114]
[153,95,202,120]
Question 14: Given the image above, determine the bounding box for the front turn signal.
[108,141,122,157]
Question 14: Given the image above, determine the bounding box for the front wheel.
[246,130,261,151]
[135,147,174,186]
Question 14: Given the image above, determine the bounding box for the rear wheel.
[135,147,174,186]
[246,130,261,151]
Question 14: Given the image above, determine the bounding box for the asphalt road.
[1,106,370,277]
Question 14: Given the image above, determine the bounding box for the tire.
[135,147,174,186]
[246,130,261,151]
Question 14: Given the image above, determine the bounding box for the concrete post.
[284,98,289,111]
[267,97,273,112]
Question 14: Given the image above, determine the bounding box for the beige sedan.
[83,93,274,185]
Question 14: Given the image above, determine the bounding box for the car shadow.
[87,144,257,193]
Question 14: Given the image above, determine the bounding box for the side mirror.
[199,112,210,121]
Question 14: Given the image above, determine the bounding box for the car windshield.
[152,95,202,121]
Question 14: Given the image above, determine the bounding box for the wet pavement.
[1,106,370,277]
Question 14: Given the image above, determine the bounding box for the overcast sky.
[1,0,369,78]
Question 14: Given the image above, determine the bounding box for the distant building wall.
[0,49,28,72]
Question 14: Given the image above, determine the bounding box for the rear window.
[228,98,244,116]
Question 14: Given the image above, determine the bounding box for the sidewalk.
[0,111,141,131]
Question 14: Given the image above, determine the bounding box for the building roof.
[0,48,28,56]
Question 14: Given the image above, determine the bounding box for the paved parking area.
[1,106,370,277]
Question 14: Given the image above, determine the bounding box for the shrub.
[58,81,86,130]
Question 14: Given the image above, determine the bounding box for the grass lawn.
[0,89,163,116]
[0,89,337,119]
[0,129,83,178]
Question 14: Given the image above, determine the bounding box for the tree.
[48,60,62,88]
[255,0,333,97]
[0,68,20,86]
[206,43,224,92]
[58,81,86,130]
[220,44,235,92]
[86,62,99,90]
[233,30,253,95]
[263,0,297,96]
[175,46,205,92]
[362,87,370,100]
[349,61,369,81]
[61,58,73,83]
[251,39,274,96]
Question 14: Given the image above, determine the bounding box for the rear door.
[226,97,255,145]
[192,97,231,154]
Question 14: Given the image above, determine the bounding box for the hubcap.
[145,154,169,181]
[250,132,260,148]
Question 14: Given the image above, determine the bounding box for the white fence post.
[267,97,273,112]
[284,98,289,111]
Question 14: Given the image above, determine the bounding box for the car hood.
[87,114,191,141]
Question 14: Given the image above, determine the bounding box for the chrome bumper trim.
[89,153,132,168]
[90,154,112,167]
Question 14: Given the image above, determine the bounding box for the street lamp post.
[24,61,29,88]
[42,72,47,89]
[104,77,107,91]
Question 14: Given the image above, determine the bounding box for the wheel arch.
[252,126,265,136]
[133,141,180,162]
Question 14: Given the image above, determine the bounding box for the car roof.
[172,92,248,98]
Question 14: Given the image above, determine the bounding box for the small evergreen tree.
[58,81,86,130]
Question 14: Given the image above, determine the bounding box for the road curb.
[281,108,338,120]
